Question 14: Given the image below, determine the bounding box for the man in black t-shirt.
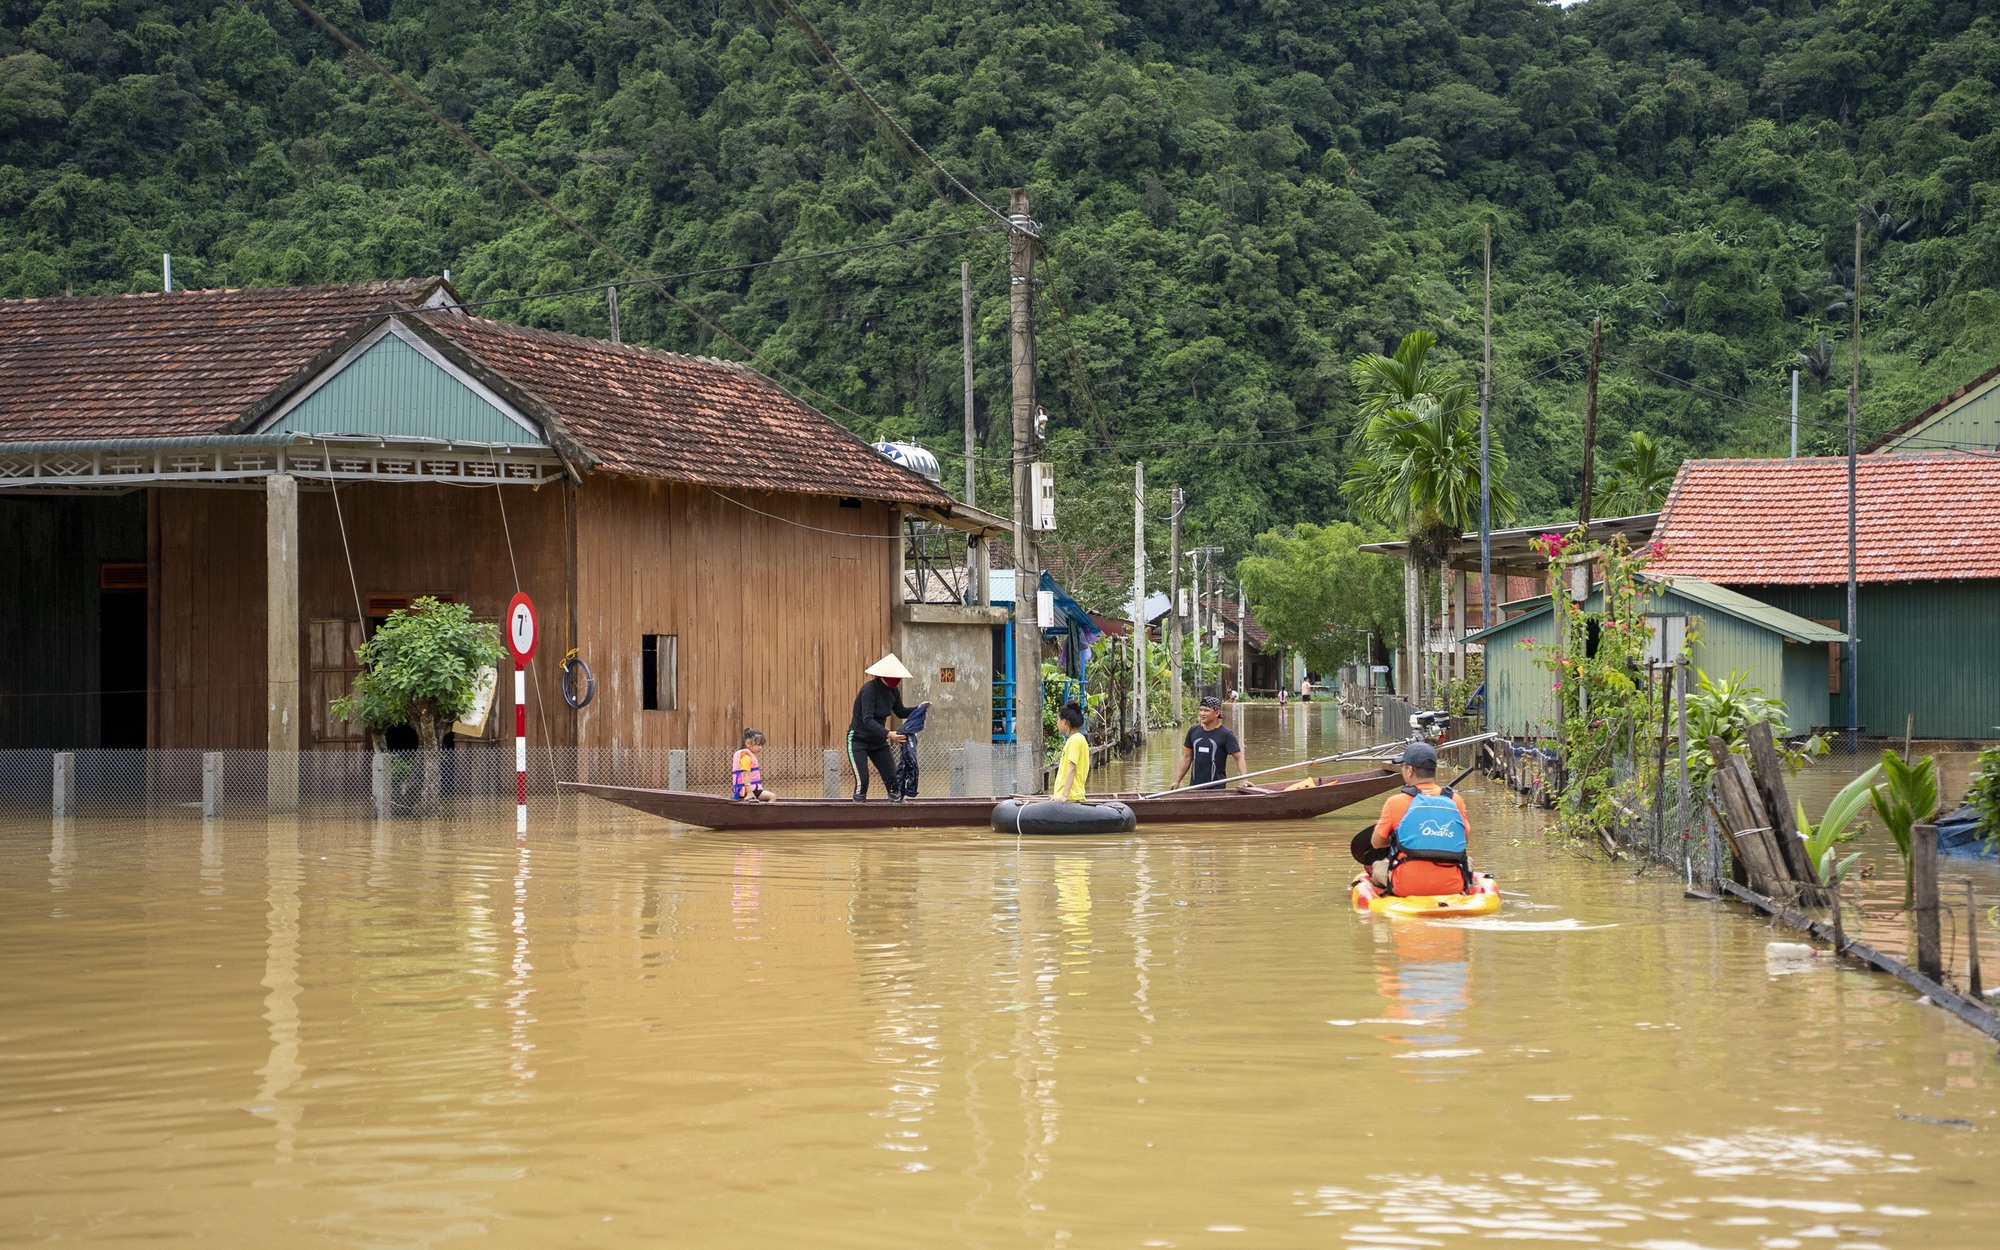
[1174,695,1247,790]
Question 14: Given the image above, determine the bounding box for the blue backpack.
[1391,787,1469,865]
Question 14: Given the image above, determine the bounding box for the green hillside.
[4,0,1997,586]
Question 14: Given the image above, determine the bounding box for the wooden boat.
[560,766,1402,832]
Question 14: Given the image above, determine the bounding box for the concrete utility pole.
[1846,217,1862,756]
[1224,576,1240,696]
[1789,366,1800,458]
[607,284,620,344]
[1579,316,1602,530]
[1168,485,1184,723]
[1008,188,1044,780]
[1132,461,1146,742]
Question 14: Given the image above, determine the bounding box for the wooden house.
[0,280,1001,803]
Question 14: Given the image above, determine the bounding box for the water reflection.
[0,711,1997,1246]
[252,815,304,1162]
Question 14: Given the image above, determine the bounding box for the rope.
[486,444,555,750]
[320,437,366,626]
[706,487,912,539]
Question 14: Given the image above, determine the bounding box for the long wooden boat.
[560,766,1402,832]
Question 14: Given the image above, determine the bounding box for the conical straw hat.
[864,653,914,680]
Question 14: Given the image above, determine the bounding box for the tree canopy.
[4,0,1998,584]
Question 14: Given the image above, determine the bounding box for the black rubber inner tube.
[560,655,595,709]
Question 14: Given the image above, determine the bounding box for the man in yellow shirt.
[1050,702,1091,801]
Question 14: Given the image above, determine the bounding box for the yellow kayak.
[1350,872,1501,918]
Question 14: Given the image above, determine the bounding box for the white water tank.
[872,441,942,482]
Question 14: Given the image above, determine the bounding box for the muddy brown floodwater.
[4,704,1998,1248]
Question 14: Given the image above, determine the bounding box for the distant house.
[1212,598,1281,695]
[0,280,1000,801]
[1647,453,2000,740]
[1866,363,2000,454]
[1464,574,1846,740]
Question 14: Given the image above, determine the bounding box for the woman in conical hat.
[848,653,914,801]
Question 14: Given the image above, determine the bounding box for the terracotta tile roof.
[418,314,949,506]
[1214,598,1271,648]
[0,281,439,441]
[1649,453,2000,584]
[0,280,951,507]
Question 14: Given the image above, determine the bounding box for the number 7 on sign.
[506,593,538,833]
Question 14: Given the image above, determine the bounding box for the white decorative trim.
[0,440,562,494]
[251,318,542,440]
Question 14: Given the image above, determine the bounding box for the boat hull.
[561,767,1401,832]
[1350,871,1502,918]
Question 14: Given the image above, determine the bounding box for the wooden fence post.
[1966,878,1983,999]
[1912,822,1941,980]
[1744,720,1820,897]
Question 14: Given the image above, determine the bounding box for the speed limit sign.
[507,592,538,664]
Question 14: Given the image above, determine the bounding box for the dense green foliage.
[1237,520,1402,672]
[6,0,2000,578]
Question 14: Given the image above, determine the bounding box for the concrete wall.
[897,604,1008,748]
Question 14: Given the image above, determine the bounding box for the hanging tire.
[561,655,595,709]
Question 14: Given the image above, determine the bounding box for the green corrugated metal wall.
[269,332,539,444]
[1740,583,2000,740]
[1477,585,1826,738]
[1479,607,1556,738]
[1881,383,2000,453]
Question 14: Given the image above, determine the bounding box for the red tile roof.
[0,280,951,506]
[417,314,948,506]
[0,281,439,441]
[1649,453,2000,584]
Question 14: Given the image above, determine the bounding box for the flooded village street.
[4,705,1997,1248]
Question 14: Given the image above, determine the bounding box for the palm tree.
[1592,430,1676,516]
[1345,333,1519,704]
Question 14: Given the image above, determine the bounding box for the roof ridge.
[0,278,435,308]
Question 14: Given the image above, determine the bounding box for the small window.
[642,634,678,711]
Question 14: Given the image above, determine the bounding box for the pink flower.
[1648,539,1668,559]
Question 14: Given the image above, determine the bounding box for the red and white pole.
[506,593,538,835]
[514,659,527,833]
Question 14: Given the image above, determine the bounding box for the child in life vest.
[733,729,774,802]
[1362,742,1472,895]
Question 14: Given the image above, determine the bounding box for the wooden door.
[309,618,366,744]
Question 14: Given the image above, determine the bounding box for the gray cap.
[1398,742,1438,769]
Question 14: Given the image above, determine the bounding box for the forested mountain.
[3,1,1997,592]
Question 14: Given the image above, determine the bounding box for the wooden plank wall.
[574,476,894,761]
[155,489,267,749]
[155,481,570,750]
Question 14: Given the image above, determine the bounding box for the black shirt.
[1182,723,1241,787]
[849,678,911,748]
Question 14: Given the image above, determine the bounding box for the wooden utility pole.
[1132,460,1146,742]
[1168,485,1184,723]
[1846,217,1862,756]
[1008,188,1043,779]
[1913,823,1941,979]
[1236,577,1246,700]
[962,261,975,505]
[1480,222,1494,632]
[1578,316,1601,529]
[962,259,978,601]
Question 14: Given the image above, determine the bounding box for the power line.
[281,0,934,446]
[767,0,1013,232]
[0,229,998,358]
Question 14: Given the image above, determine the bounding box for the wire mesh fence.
[0,740,1036,819]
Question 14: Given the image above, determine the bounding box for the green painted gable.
[1878,373,2000,454]
[266,330,543,445]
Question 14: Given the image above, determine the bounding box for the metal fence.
[0,740,1038,819]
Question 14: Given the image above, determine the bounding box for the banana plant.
[1797,762,1880,886]
[1869,751,1940,904]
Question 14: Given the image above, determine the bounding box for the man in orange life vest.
[1358,742,1474,896]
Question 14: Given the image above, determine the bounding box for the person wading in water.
[848,653,920,802]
